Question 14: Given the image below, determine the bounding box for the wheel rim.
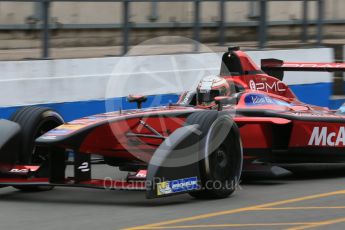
[216,147,228,168]
[210,144,233,182]
[204,116,236,183]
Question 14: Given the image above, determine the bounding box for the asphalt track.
[2,165,345,230]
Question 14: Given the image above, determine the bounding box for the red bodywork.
[35,49,345,165]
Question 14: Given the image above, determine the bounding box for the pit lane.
[1,165,345,230]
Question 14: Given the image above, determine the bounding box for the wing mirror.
[214,96,236,111]
[127,95,147,109]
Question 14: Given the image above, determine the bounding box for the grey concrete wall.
[1,24,344,50]
[0,2,34,24]
[0,1,344,50]
[0,1,344,25]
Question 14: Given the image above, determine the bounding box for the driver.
[196,75,231,107]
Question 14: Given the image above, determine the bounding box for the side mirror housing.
[127,95,148,109]
[214,96,236,111]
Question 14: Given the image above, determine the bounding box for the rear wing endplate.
[261,58,345,80]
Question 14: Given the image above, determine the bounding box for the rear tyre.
[10,106,65,191]
[184,111,243,199]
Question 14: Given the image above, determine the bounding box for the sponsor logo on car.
[46,129,71,135]
[10,168,29,173]
[249,80,286,92]
[41,135,57,140]
[308,127,345,147]
[135,170,147,178]
[44,124,87,137]
[61,124,85,130]
[157,177,199,196]
[245,94,274,105]
[284,63,345,68]
[289,112,344,118]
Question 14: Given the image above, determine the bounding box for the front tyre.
[10,106,65,191]
[184,111,243,199]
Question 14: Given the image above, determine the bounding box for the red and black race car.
[0,47,345,199]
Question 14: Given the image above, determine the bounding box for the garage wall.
[1,1,345,24]
[0,48,334,121]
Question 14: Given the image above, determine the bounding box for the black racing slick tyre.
[184,111,243,199]
[10,106,65,191]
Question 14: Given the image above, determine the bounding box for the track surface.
[2,166,345,230]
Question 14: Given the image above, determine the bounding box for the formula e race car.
[0,47,345,199]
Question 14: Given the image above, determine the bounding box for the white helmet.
[196,75,231,107]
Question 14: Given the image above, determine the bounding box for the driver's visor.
[197,90,220,104]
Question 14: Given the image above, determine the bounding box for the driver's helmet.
[196,75,231,107]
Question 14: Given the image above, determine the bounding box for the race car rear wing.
[261,58,345,81]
